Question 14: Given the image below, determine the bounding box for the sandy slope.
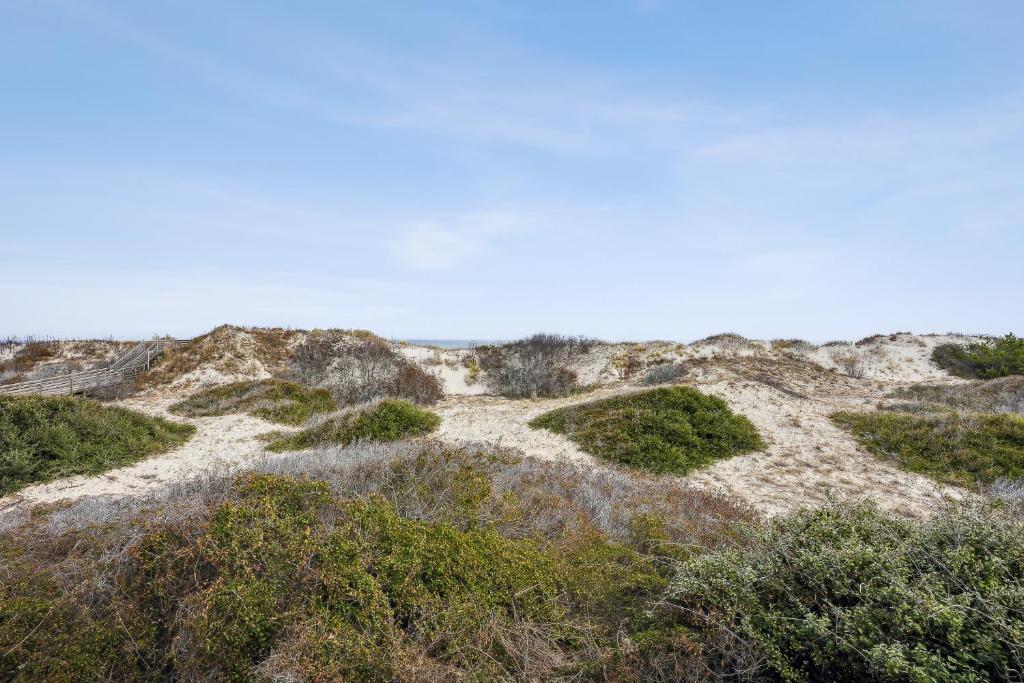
[0,331,983,517]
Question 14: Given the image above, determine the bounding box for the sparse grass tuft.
[893,377,1024,415]
[831,408,1024,489]
[932,334,1024,379]
[530,387,765,474]
[0,395,194,494]
[169,379,335,426]
[265,399,440,452]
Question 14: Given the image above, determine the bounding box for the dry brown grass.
[138,325,303,387]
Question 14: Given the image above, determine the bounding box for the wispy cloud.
[391,223,478,270]
[389,210,526,270]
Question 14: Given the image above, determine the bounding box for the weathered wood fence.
[0,339,189,397]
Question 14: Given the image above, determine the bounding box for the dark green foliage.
[932,334,1024,379]
[265,399,440,451]
[529,386,765,474]
[0,395,195,494]
[831,409,1024,489]
[664,501,1024,682]
[169,378,335,425]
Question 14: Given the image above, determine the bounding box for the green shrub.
[932,334,1024,379]
[529,387,765,474]
[169,379,335,425]
[663,501,1024,682]
[265,399,440,451]
[831,409,1024,489]
[1,472,664,681]
[0,395,195,494]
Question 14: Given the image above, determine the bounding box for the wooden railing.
[0,339,190,397]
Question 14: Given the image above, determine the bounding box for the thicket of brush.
[3,442,1021,681]
[290,333,443,406]
[475,333,598,398]
[0,395,195,495]
[932,334,1024,379]
[530,386,765,474]
[169,379,335,426]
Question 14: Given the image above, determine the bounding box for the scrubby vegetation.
[932,334,1024,379]
[169,379,335,426]
[265,399,440,452]
[642,362,687,385]
[0,444,750,681]
[831,408,1024,489]
[530,387,764,474]
[0,339,55,381]
[695,332,756,351]
[770,338,816,352]
[0,338,130,385]
[3,443,1021,681]
[665,500,1024,681]
[139,325,302,388]
[475,333,597,398]
[893,376,1024,415]
[290,333,443,405]
[0,395,194,494]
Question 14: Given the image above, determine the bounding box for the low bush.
[642,362,687,385]
[530,387,765,474]
[832,351,866,378]
[290,334,443,405]
[770,338,816,352]
[932,334,1024,379]
[169,379,335,426]
[475,333,597,398]
[265,399,440,452]
[0,395,194,494]
[662,501,1024,681]
[831,408,1024,489]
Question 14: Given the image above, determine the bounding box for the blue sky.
[2,1,1022,341]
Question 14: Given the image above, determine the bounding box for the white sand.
[397,344,488,395]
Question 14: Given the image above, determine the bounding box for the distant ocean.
[400,339,505,349]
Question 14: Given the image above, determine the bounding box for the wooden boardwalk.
[0,339,189,397]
